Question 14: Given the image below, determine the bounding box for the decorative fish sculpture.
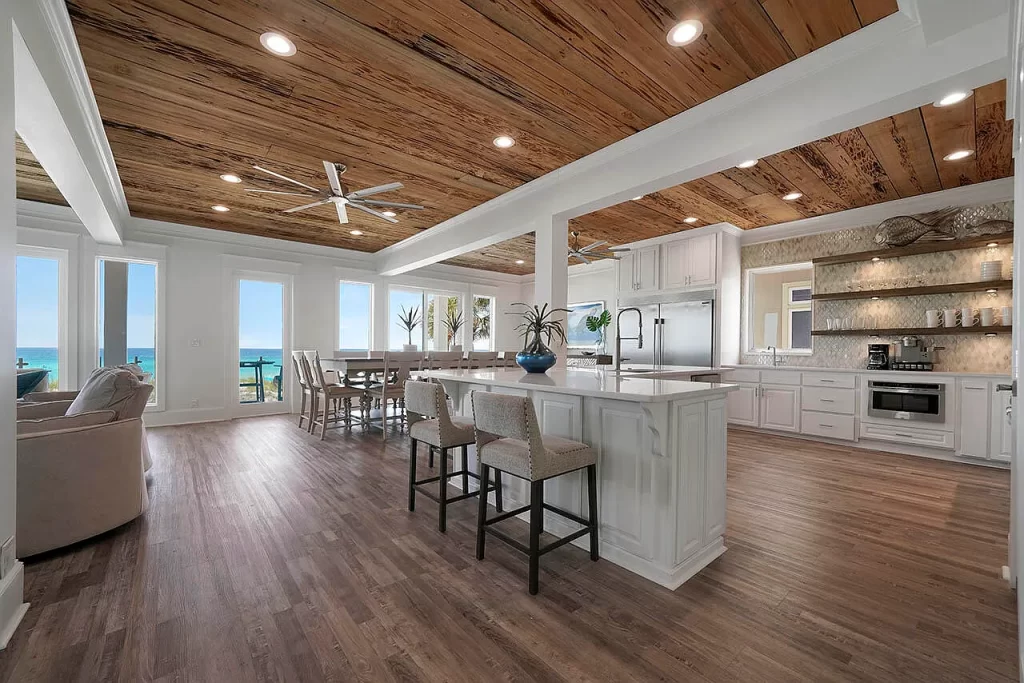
[873,208,958,247]
[952,219,1013,240]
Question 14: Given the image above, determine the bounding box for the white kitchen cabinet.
[992,389,1012,463]
[661,234,717,289]
[617,245,660,294]
[957,380,992,460]
[726,383,759,426]
[760,384,801,433]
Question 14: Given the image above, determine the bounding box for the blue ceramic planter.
[516,350,557,373]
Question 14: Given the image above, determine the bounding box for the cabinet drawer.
[801,386,856,415]
[802,372,856,389]
[722,369,759,384]
[801,411,855,441]
[859,421,955,450]
[759,370,802,386]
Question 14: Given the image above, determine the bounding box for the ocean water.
[16,347,284,385]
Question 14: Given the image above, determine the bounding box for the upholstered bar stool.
[471,391,598,595]
[405,380,503,533]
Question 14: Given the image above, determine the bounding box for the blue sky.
[239,279,283,349]
[339,282,371,350]
[389,288,422,350]
[16,256,59,347]
[96,260,157,348]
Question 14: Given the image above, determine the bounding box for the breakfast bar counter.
[423,367,737,589]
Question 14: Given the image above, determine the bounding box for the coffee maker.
[891,336,935,371]
[867,343,890,370]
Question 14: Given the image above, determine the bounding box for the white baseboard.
[142,407,228,427]
[0,561,28,651]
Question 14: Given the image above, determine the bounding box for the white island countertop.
[423,367,735,403]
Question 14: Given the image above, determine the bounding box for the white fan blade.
[352,199,424,210]
[348,182,403,199]
[607,246,631,252]
[323,161,343,195]
[283,199,332,213]
[572,252,591,264]
[349,202,398,223]
[579,240,609,253]
[336,201,348,224]
[253,165,321,192]
[244,189,314,197]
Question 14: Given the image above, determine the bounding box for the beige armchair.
[14,368,154,558]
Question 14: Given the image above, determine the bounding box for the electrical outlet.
[0,536,14,580]
[190,399,199,408]
[190,338,201,347]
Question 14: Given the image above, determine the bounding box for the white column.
[533,215,569,365]
[1,6,29,650]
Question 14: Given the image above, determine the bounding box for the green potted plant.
[510,303,568,373]
[444,309,465,352]
[397,305,421,351]
[585,309,612,353]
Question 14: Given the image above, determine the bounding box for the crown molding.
[739,178,1014,246]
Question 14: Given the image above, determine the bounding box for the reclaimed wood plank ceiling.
[14,0,899,268]
[450,79,1014,274]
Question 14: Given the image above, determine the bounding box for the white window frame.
[471,294,496,352]
[744,262,814,356]
[94,244,167,411]
[387,285,464,352]
[337,279,374,354]
[16,245,71,390]
[229,268,293,419]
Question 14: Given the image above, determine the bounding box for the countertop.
[615,364,717,376]
[423,368,736,403]
[724,365,1010,379]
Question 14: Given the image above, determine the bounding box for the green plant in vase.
[585,309,612,352]
[444,309,465,351]
[397,305,421,350]
[511,303,568,373]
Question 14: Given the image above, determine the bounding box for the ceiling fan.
[568,231,622,264]
[244,161,424,225]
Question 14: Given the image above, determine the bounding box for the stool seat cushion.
[479,435,595,481]
[410,417,475,448]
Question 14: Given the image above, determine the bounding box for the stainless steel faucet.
[615,307,644,372]
[768,345,779,367]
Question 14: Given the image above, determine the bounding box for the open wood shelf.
[811,280,1012,301]
[812,235,1012,266]
[812,325,1012,337]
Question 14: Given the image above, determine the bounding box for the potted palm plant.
[444,309,465,352]
[511,303,568,373]
[585,309,612,353]
[398,305,421,352]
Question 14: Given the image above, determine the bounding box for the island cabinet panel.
[674,401,707,564]
[703,398,728,543]
[584,400,657,561]
[533,392,585,521]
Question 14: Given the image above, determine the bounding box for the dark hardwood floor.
[0,417,1016,682]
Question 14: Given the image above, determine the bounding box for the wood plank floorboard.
[0,416,1016,682]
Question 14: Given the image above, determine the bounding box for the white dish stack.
[980,260,1003,281]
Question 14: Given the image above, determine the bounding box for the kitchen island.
[423,367,736,589]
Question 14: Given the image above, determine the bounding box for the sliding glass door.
[16,249,66,390]
[238,278,285,404]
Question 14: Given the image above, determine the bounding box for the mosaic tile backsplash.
[740,202,1013,374]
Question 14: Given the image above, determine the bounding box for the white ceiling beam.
[12,0,127,245]
[376,3,1008,276]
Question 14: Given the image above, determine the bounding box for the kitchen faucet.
[768,345,779,367]
[615,307,644,372]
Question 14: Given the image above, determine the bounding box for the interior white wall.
[15,202,523,427]
[520,260,619,354]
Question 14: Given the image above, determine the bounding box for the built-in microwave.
[867,381,945,423]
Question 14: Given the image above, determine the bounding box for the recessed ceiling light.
[349,230,363,236]
[260,32,296,57]
[871,296,880,300]
[684,217,698,224]
[220,173,242,184]
[782,192,802,201]
[631,195,645,201]
[666,19,703,46]
[935,90,972,107]
[736,159,759,169]
[871,256,881,262]
[987,242,999,248]
[943,150,973,161]
[515,259,525,265]
[493,135,516,149]
[212,205,230,212]
[382,210,397,217]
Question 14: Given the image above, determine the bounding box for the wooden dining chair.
[467,351,499,369]
[291,350,314,431]
[500,351,520,368]
[427,351,464,370]
[367,352,423,441]
[303,351,365,440]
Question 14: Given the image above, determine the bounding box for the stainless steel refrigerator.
[617,299,714,367]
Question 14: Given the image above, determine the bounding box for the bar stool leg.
[408,439,418,512]
[461,445,469,493]
[438,447,448,533]
[476,464,490,560]
[529,480,544,595]
[587,464,599,561]
[428,447,434,469]
[494,471,504,513]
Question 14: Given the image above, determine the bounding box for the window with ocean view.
[389,288,423,351]
[98,258,158,405]
[239,279,284,403]
[339,281,372,352]
[16,253,62,390]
